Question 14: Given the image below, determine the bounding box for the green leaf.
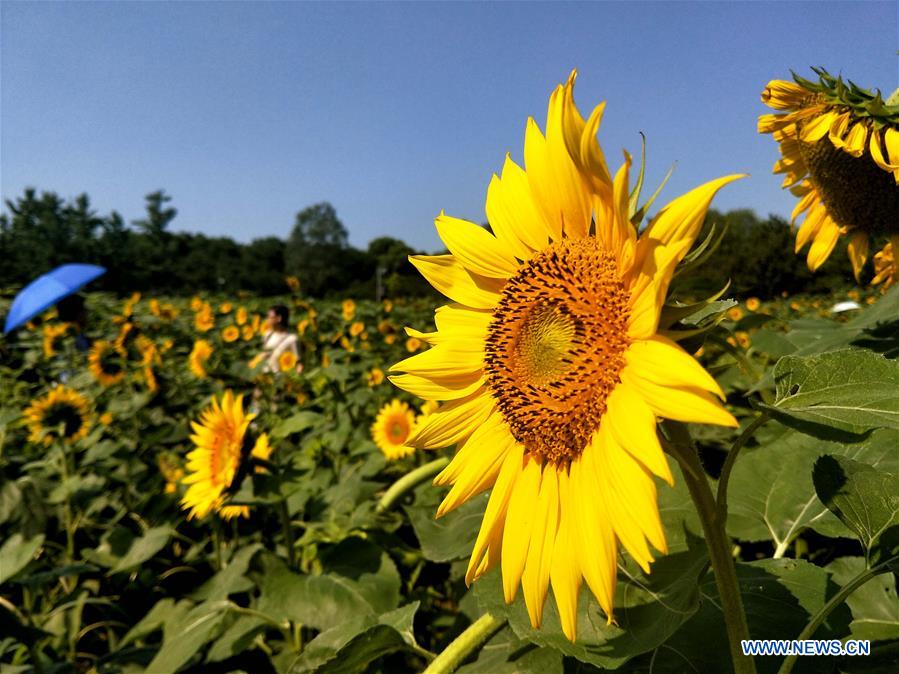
[144,600,231,674]
[656,462,702,554]
[759,349,899,438]
[829,556,899,642]
[257,556,376,632]
[404,493,487,562]
[813,456,899,552]
[473,548,707,669]
[272,410,322,439]
[456,626,563,674]
[109,526,172,574]
[640,558,851,674]
[727,424,899,549]
[0,533,45,585]
[206,614,267,663]
[319,537,401,613]
[750,328,799,358]
[190,543,262,602]
[288,602,421,674]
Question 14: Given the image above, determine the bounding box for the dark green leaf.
[828,556,899,642]
[109,526,172,574]
[272,411,322,439]
[404,493,487,563]
[144,600,231,674]
[0,533,45,585]
[190,543,262,602]
[456,626,563,674]
[319,537,401,613]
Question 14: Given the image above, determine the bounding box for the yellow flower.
[340,335,354,352]
[735,331,751,349]
[99,411,113,426]
[278,350,298,372]
[872,241,896,288]
[342,298,356,321]
[222,325,240,343]
[384,334,396,345]
[24,386,92,446]
[248,353,266,370]
[322,353,331,368]
[189,339,214,378]
[298,318,310,336]
[42,323,70,358]
[349,321,365,337]
[122,292,141,317]
[759,70,899,281]
[181,391,274,520]
[286,275,301,292]
[195,303,215,333]
[727,306,744,321]
[236,307,248,326]
[241,324,255,341]
[367,368,385,386]
[405,337,422,353]
[370,400,416,460]
[745,297,761,312]
[390,72,739,640]
[88,340,127,386]
[382,299,394,313]
[219,302,233,314]
[190,296,204,311]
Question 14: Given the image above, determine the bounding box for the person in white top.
[259,304,302,374]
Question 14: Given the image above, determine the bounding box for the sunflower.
[745,297,761,312]
[383,299,394,313]
[42,323,71,358]
[390,72,739,641]
[188,339,214,378]
[241,325,255,341]
[873,241,896,288]
[24,386,92,446]
[405,336,422,353]
[349,321,365,337]
[222,325,240,343]
[236,306,248,326]
[367,368,385,387]
[371,400,416,460]
[342,299,356,321]
[219,302,233,314]
[759,69,899,284]
[88,340,127,386]
[286,275,301,292]
[181,391,274,520]
[195,302,215,333]
[278,350,298,372]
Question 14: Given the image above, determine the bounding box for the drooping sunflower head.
[181,390,273,520]
[24,386,92,446]
[188,339,214,378]
[88,340,127,386]
[370,399,416,460]
[390,71,740,640]
[759,68,899,284]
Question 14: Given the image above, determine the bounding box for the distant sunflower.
[349,321,365,337]
[42,323,71,358]
[219,302,233,314]
[278,350,298,372]
[390,71,739,640]
[405,336,422,353]
[181,391,274,520]
[342,299,356,322]
[195,303,215,333]
[367,367,385,387]
[188,339,214,378]
[88,340,127,386]
[24,386,92,446]
[236,306,248,326]
[241,324,255,341]
[371,400,416,460]
[222,325,240,343]
[759,69,899,283]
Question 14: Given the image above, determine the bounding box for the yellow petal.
[869,127,899,171]
[842,121,868,158]
[799,111,839,143]
[549,469,582,641]
[521,466,560,628]
[388,373,484,402]
[559,69,613,196]
[436,424,515,517]
[790,189,817,225]
[486,156,554,257]
[604,382,673,485]
[466,444,524,585]
[435,213,519,279]
[409,255,503,309]
[806,217,841,272]
[434,409,508,487]
[390,341,483,379]
[501,455,541,603]
[621,369,738,427]
[885,128,899,183]
[827,112,851,149]
[624,335,725,399]
[794,200,827,253]
[627,238,692,339]
[847,231,869,282]
[407,390,494,448]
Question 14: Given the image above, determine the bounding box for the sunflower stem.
[376,457,450,513]
[423,612,505,674]
[665,421,756,674]
[716,412,770,521]
[278,498,297,569]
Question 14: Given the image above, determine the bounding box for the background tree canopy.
[0,188,856,299]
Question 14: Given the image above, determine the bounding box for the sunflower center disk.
[44,403,84,438]
[484,237,631,466]
[799,135,899,236]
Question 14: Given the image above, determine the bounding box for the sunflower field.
[2,71,899,674]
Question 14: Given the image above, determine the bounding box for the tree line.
[0,188,855,299]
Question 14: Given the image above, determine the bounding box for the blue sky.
[2,1,897,252]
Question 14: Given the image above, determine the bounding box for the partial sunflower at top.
[759,68,899,285]
[390,70,742,642]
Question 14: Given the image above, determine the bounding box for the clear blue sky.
[2,1,897,252]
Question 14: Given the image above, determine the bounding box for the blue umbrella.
[3,264,106,334]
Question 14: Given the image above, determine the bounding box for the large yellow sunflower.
[390,71,740,641]
[371,400,416,460]
[88,340,127,386]
[759,69,899,283]
[24,386,92,446]
[181,391,274,520]
[188,339,214,378]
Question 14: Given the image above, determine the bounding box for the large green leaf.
[288,602,421,674]
[758,350,899,438]
[318,537,401,613]
[109,526,173,574]
[0,533,45,585]
[143,600,231,674]
[190,543,262,602]
[639,558,851,674]
[727,425,899,550]
[473,548,707,669]
[404,493,487,563]
[828,556,899,642]
[272,410,323,439]
[656,462,702,554]
[813,456,899,553]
